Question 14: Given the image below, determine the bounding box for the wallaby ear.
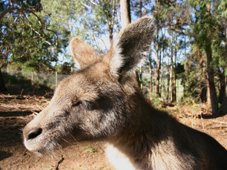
[70,37,100,69]
[108,16,155,77]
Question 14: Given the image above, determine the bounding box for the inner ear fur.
[108,16,155,78]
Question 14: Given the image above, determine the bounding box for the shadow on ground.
[0,113,31,147]
[2,71,53,97]
[0,111,32,117]
[197,113,227,119]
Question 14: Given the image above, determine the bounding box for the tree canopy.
[1,0,227,115]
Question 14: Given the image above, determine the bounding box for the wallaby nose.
[26,128,42,140]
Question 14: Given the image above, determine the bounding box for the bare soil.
[0,94,227,170]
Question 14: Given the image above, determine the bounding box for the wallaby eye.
[72,101,83,107]
[72,100,95,110]
[82,101,95,110]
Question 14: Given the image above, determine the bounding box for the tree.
[152,0,190,102]
[220,76,227,114]
[154,28,161,97]
[0,0,41,92]
[41,0,119,46]
[218,1,227,114]
[120,0,131,29]
[189,0,223,116]
[170,31,177,102]
[0,0,69,92]
[0,70,7,92]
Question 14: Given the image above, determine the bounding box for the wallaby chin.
[23,16,227,170]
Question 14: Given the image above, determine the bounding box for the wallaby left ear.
[108,16,155,77]
[70,37,100,69]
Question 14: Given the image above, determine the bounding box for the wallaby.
[23,17,227,170]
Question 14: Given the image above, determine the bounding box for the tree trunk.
[200,81,207,103]
[218,69,225,103]
[202,1,219,116]
[139,0,143,17]
[120,0,131,29]
[0,69,7,93]
[107,0,117,43]
[108,22,114,42]
[149,60,153,96]
[220,19,227,114]
[155,30,161,97]
[206,78,211,106]
[206,48,219,116]
[148,46,153,98]
[167,68,170,102]
[220,76,227,115]
[170,32,176,103]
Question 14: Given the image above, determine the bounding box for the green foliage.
[151,96,163,107]
[1,0,227,112]
[218,1,227,17]
[182,70,200,101]
[41,0,118,49]
[56,62,73,74]
[0,0,69,72]
[176,63,184,78]
[2,71,51,94]
[83,146,97,154]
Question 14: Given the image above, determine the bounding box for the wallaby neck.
[107,93,176,169]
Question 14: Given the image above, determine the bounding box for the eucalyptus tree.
[189,0,226,116]
[41,0,119,49]
[217,0,227,114]
[0,0,69,92]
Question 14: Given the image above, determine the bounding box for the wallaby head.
[23,17,155,153]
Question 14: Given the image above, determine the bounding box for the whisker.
[61,137,71,145]
[69,133,78,143]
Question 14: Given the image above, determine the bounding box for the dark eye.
[72,100,95,110]
[82,101,95,110]
[72,101,83,107]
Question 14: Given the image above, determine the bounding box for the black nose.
[27,128,42,140]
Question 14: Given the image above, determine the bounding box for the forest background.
[1,0,227,117]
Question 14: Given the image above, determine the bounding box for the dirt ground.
[0,94,227,170]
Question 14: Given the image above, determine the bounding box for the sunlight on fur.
[106,144,136,170]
